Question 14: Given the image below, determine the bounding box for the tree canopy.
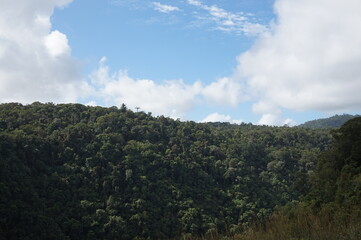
[0,102,333,239]
[239,117,361,240]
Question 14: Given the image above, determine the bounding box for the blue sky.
[51,0,276,123]
[1,0,361,125]
[52,0,266,82]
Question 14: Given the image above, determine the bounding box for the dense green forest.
[299,114,359,129]
[240,116,361,240]
[0,102,339,239]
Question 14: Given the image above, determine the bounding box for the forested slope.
[240,117,361,240]
[0,102,331,239]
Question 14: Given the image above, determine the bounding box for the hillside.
[0,102,332,239]
[240,117,361,240]
[299,114,359,129]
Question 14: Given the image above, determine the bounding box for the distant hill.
[299,114,359,129]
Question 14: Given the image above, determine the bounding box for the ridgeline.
[299,114,359,129]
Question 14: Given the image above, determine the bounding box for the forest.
[0,102,359,239]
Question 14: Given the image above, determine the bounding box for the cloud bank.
[0,0,85,103]
[236,0,361,125]
[88,58,243,120]
[89,58,201,119]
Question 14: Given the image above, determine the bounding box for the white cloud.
[89,58,202,119]
[88,58,245,119]
[257,112,295,126]
[200,112,243,124]
[152,2,179,13]
[252,101,279,115]
[187,0,267,35]
[0,0,83,104]
[283,118,296,127]
[258,113,280,126]
[44,30,70,57]
[236,0,361,123]
[188,0,202,7]
[85,101,97,106]
[202,77,243,106]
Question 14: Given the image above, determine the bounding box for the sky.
[1,0,361,125]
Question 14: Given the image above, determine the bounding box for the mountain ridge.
[298,114,359,129]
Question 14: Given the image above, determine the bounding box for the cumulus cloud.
[44,30,71,57]
[152,2,179,13]
[0,0,83,104]
[89,58,202,119]
[201,77,243,106]
[200,112,243,124]
[258,113,280,126]
[236,0,361,124]
[88,58,245,119]
[187,0,267,35]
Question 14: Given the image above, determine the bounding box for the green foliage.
[307,117,361,207]
[0,102,332,239]
[239,117,361,240]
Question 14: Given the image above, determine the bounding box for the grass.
[233,205,361,240]
[185,205,361,240]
